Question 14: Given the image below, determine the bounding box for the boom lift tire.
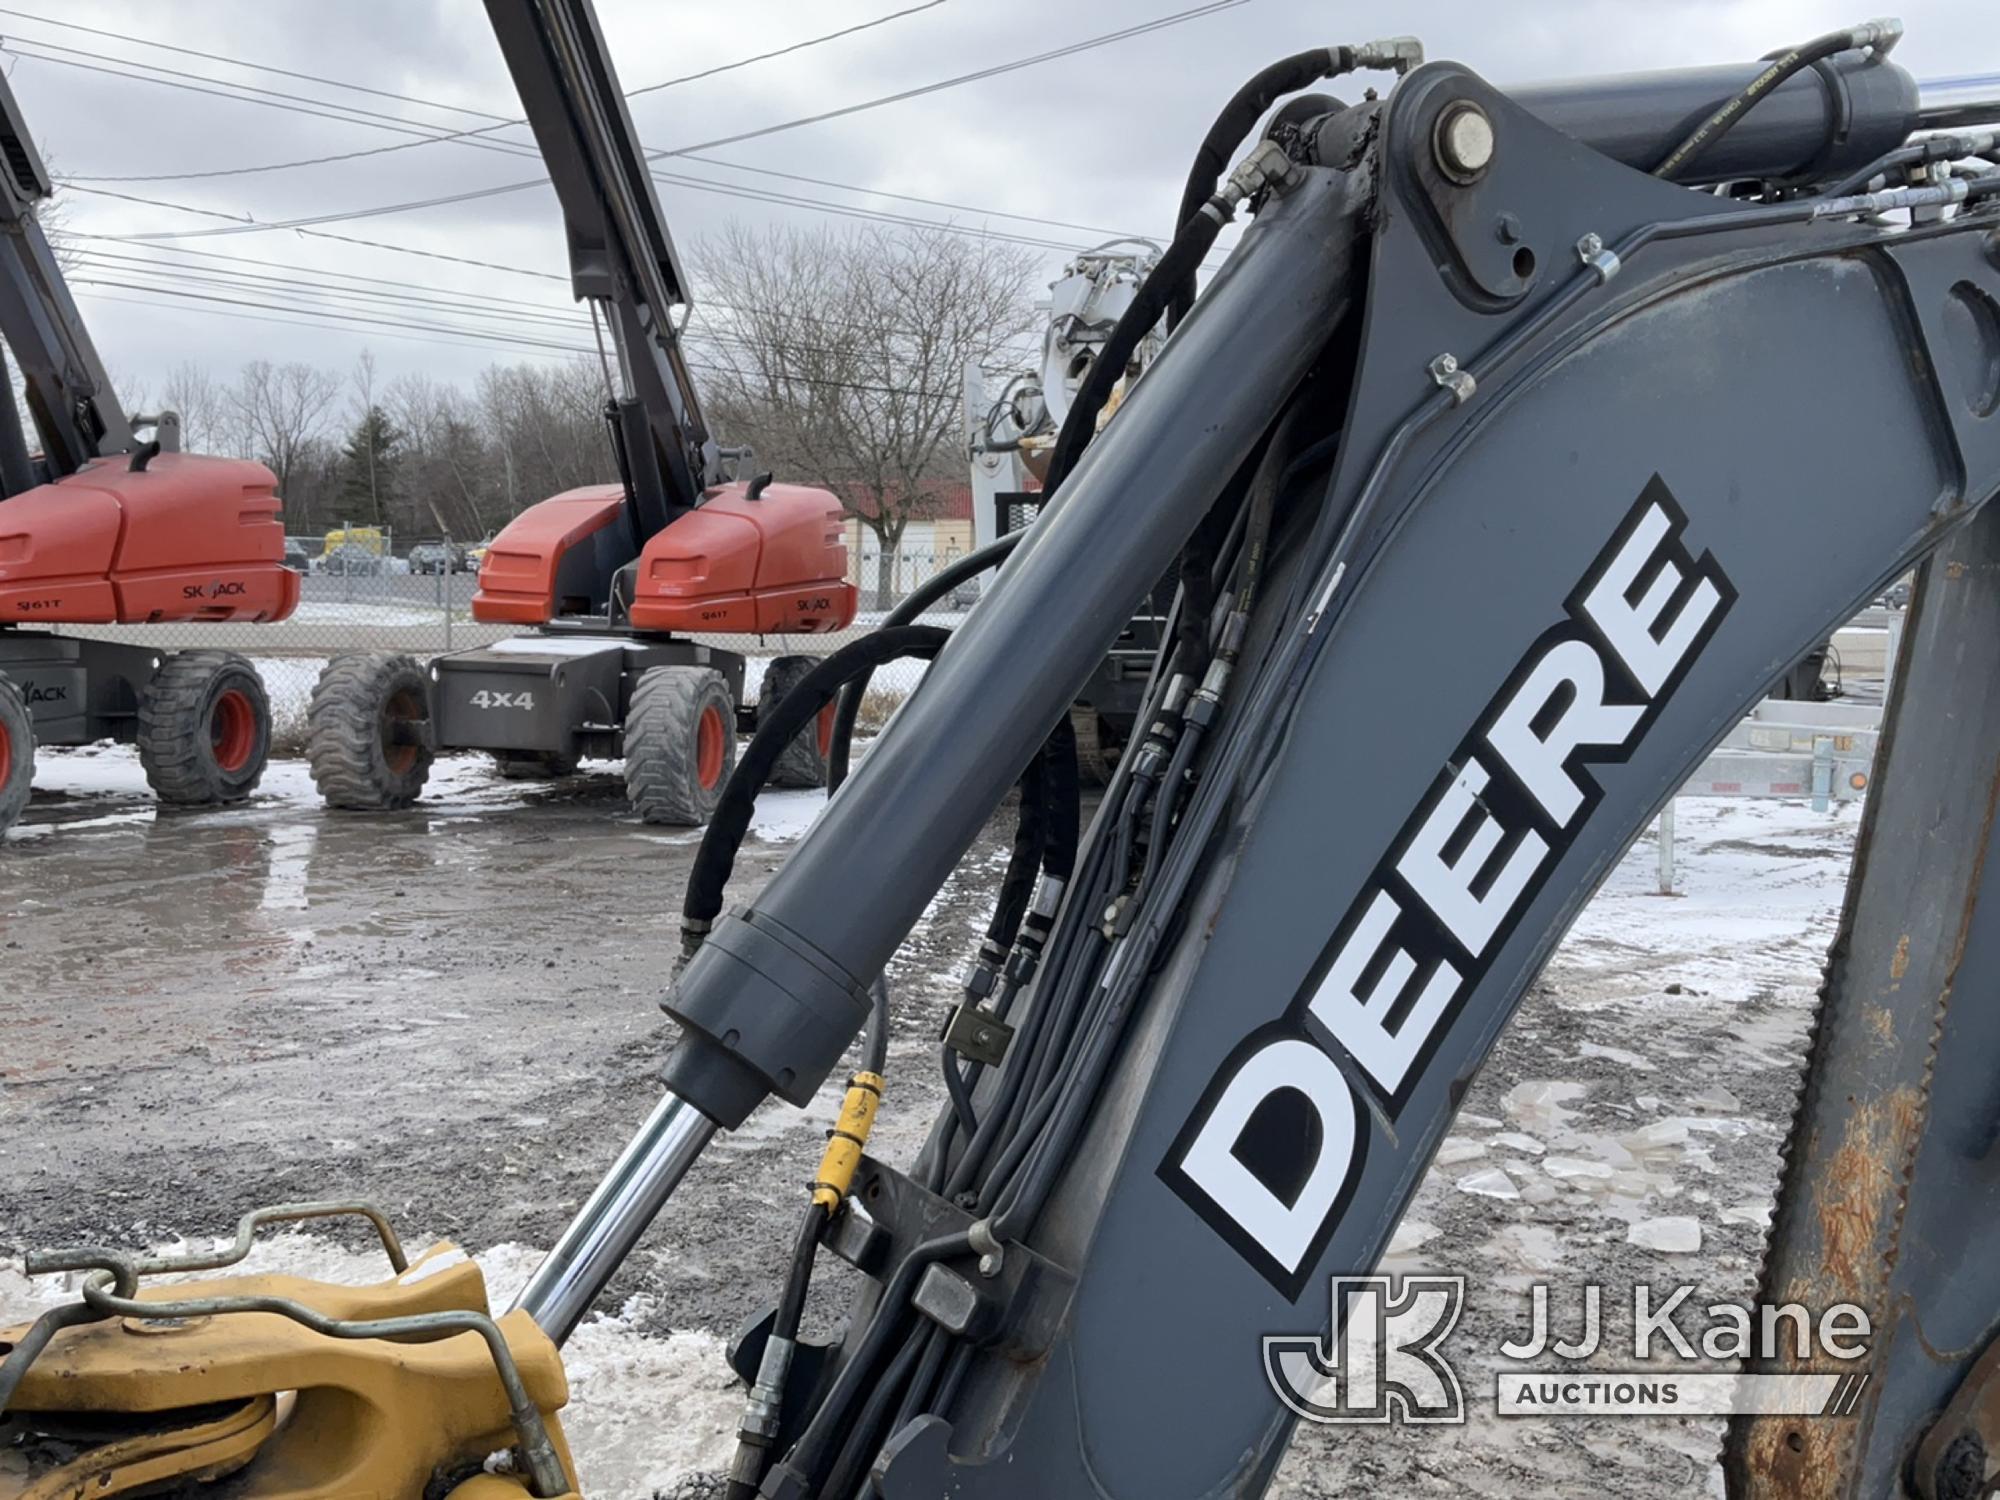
[137,651,271,806]
[759,653,834,789]
[307,653,435,811]
[493,751,580,780]
[0,673,32,835]
[625,665,735,826]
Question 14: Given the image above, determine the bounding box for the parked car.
[322,543,386,577]
[283,540,311,572]
[408,543,460,575]
[464,541,493,572]
[1883,578,1912,610]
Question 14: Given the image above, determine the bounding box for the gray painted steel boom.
[512,31,2000,1498]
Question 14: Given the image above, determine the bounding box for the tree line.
[114,222,1039,556]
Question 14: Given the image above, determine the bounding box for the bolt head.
[1495,213,1522,244]
[978,1252,1002,1277]
[1435,103,1495,182]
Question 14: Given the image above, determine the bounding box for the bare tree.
[389,370,495,540]
[697,221,1037,608]
[477,357,609,519]
[161,361,224,453]
[227,360,341,530]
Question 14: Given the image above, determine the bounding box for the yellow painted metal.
[811,1069,885,1210]
[0,1244,582,1499]
[16,1393,275,1499]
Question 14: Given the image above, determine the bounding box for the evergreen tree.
[338,405,402,526]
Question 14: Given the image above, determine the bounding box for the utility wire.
[0,0,952,149]
[71,275,973,401]
[13,1,1247,243]
[67,247,1032,367]
[66,231,1043,352]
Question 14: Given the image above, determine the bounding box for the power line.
[0,1,951,133]
[47,66,1133,255]
[69,247,1035,368]
[34,36,1166,250]
[20,2,1247,243]
[69,276,973,401]
[67,231,1043,353]
[36,1,955,184]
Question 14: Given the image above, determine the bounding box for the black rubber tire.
[625,665,735,826]
[137,651,272,806]
[493,750,580,780]
[307,653,435,810]
[759,654,833,789]
[0,673,33,835]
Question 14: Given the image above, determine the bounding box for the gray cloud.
[10,0,1989,407]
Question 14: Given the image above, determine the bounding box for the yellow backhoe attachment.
[0,1204,581,1499]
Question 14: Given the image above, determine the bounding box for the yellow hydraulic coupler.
[810,1069,885,1212]
[0,1242,582,1500]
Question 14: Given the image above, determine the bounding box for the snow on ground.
[287,602,457,628]
[0,1233,742,1496]
[12,742,835,847]
[0,786,1866,1496]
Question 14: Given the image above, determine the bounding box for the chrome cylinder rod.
[513,1091,717,1344]
[1917,74,2000,130]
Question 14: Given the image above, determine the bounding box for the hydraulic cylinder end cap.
[661,909,872,1128]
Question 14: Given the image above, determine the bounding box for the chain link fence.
[48,536,972,750]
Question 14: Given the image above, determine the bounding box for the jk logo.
[1264,1275,1466,1424]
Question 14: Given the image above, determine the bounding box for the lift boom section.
[484,0,716,544]
[0,78,136,491]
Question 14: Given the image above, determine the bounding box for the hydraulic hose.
[1043,205,1228,495]
[663,163,1368,1134]
[827,531,1023,790]
[681,627,949,943]
[1167,48,1351,329]
[1653,19,1904,180]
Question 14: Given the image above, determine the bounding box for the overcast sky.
[7,0,1987,411]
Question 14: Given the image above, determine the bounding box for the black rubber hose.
[1040,711,1080,882]
[1654,26,1891,181]
[682,627,949,936]
[773,1204,825,1344]
[827,532,1023,791]
[1166,48,1344,329]
[1043,205,1228,496]
[763,1231,973,1493]
[985,740,1048,953]
[862,975,890,1077]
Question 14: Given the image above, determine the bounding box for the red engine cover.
[471,485,626,625]
[0,452,299,625]
[627,480,857,634]
[471,480,858,635]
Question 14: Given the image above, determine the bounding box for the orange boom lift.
[303,0,855,825]
[0,74,298,836]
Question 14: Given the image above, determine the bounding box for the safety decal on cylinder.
[1160,476,1737,1298]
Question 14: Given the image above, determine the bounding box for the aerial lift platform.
[304,0,855,826]
[0,72,297,836]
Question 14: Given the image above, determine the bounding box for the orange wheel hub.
[383,688,424,776]
[210,689,257,773]
[696,703,727,790]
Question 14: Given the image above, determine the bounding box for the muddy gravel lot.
[0,745,1857,1497]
